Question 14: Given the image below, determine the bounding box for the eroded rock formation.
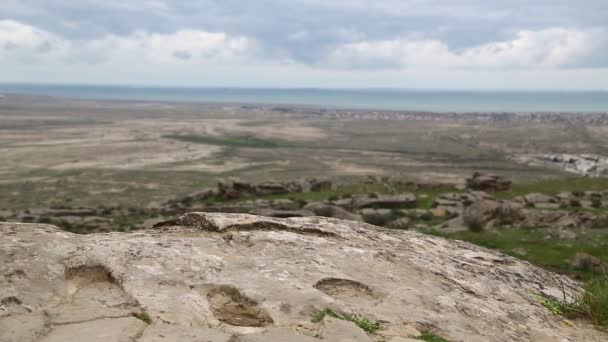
[1,213,606,341]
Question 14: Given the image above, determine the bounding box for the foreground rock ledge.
[1,213,606,342]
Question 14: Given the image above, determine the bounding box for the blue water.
[0,84,607,113]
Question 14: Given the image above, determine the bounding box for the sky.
[0,0,607,89]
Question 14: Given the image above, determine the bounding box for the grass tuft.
[311,308,381,333]
[419,331,450,342]
[541,275,608,329]
[132,310,152,324]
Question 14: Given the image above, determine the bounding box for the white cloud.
[0,20,255,65]
[325,28,603,69]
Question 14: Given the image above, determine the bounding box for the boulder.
[254,182,290,196]
[523,193,556,204]
[466,172,511,192]
[309,178,332,192]
[386,217,411,230]
[571,252,605,272]
[463,200,523,230]
[1,215,604,342]
[303,202,363,222]
[353,194,416,209]
[249,209,314,218]
[359,208,395,226]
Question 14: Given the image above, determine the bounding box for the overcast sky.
[1,0,607,89]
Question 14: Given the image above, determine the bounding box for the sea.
[0,84,607,113]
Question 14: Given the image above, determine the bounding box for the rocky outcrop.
[462,200,524,230]
[466,172,511,192]
[1,214,606,342]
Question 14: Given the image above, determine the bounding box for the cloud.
[0,20,255,65]
[325,28,604,69]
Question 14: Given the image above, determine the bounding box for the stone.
[523,193,556,204]
[571,252,605,272]
[463,200,523,230]
[319,316,372,342]
[139,325,232,342]
[386,217,411,230]
[466,172,511,192]
[1,215,605,342]
[235,327,318,342]
[254,182,290,196]
[303,202,363,221]
[39,317,146,342]
[359,208,394,226]
[354,194,416,209]
[249,209,314,218]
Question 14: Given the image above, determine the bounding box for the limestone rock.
[353,194,416,209]
[1,214,606,342]
[466,172,511,192]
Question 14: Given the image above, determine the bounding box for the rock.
[463,200,523,230]
[387,338,420,342]
[235,327,317,342]
[571,252,605,272]
[269,199,300,211]
[309,178,332,192]
[303,202,363,221]
[353,194,416,209]
[1,215,606,342]
[139,325,232,342]
[523,193,556,205]
[319,316,372,342]
[40,317,146,342]
[254,182,290,196]
[466,172,511,192]
[386,217,411,230]
[359,208,395,226]
[249,209,314,218]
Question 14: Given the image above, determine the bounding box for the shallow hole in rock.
[65,265,117,295]
[206,285,273,327]
[314,277,378,301]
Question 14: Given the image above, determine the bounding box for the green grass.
[419,332,450,342]
[426,228,608,281]
[541,276,608,329]
[311,308,381,333]
[496,177,608,200]
[132,310,152,324]
[165,134,290,148]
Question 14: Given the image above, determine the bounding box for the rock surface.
[1,213,606,342]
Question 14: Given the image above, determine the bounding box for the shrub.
[591,198,602,209]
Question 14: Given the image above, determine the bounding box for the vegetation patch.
[311,308,381,333]
[132,310,152,324]
[541,276,608,329]
[426,228,608,281]
[165,134,290,149]
[419,331,450,342]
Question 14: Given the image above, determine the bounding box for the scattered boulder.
[359,208,395,226]
[463,200,523,230]
[353,194,416,209]
[571,252,605,273]
[303,202,363,221]
[466,172,511,192]
[386,217,411,230]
